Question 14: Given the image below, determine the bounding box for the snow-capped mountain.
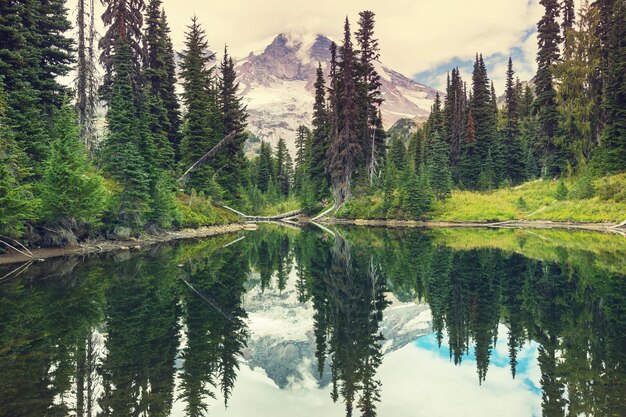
[242,267,432,389]
[236,33,439,153]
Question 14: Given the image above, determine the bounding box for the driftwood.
[221,205,302,222]
[177,132,237,184]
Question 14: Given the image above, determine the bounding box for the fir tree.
[355,10,384,183]
[99,0,146,100]
[326,18,361,205]
[102,38,152,227]
[257,141,273,193]
[144,1,180,161]
[443,68,467,182]
[427,132,453,200]
[535,0,562,175]
[0,0,74,175]
[179,17,219,193]
[595,0,626,173]
[0,85,36,237]
[39,103,106,227]
[309,63,330,199]
[218,46,248,197]
[504,58,527,184]
[275,138,291,196]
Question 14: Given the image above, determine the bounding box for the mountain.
[242,268,432,389]
[236,33,439,154]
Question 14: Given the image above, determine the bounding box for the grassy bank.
[337,173,626,223]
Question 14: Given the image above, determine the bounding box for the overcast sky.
[69,0,546,92]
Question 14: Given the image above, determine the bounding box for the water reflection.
[0,226,624,417]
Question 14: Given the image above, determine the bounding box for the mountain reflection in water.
[1,225,624,417]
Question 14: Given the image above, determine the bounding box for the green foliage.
[39,104,106,226]
[427,132,453,200]
[555,178,568,200]
[0,161,37,237]
[569,170,595,200]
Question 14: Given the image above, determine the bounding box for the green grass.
[337,173,626,223]
[176,193,239,228]
[253,195,301,216]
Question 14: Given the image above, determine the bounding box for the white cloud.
[67,0,544,92]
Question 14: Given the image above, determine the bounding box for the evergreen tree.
[310,63,330,199]
[0,0,74,175]
[535,0,562,175]
[504,58,527,184]
[99,0,146,100]
[102,38,152,227]
[218,46,248,197]
[144,1,181,161]
[257,141,273,193]
[326,18,361,205]
[427,132,453,200]
[294,124,311,191]
[355,10,384,183]
[0,85,36,237]
[275,138,291,196]
[179,17,219,193]
[555,1,601,169]
[460,109,480,189]
[443,68,466,182]
[39,103,106,228]
[595,0,626,173]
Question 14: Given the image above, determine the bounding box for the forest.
[0,0,624,249]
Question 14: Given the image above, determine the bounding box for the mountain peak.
[237,32,439,154]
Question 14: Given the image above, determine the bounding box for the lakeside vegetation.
[338,173,626,223]
[0,0,624,251]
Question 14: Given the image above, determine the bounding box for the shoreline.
[0,223,257,266]
[319,218,626,234]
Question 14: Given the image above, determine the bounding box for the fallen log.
[177,132,237,184]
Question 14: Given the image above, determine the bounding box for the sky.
[68,0,546,93]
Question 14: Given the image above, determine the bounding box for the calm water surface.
[1,225,624,417]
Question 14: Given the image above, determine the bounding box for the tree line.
[290,2,625,214]
[0,0,249,243]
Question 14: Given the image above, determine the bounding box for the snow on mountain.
[236,33,439,153]
[242,266,432,389]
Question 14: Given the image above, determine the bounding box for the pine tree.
[535,0,562,175]
[460,109,480,188]
[326,18,361,205]
[39,103,106,227]
[179,17,218,192]
[556,1,601,169]
[257,141,273,193]
[218,46,248,197]
[144,1,180,162]
[310,63,330,199]
[504,58,527,184]
[0,83,36,237]
[102,37,152,227]
[443,68,466,182]
[275,138,291,196]
[99,0,146,100]
[596,0,626,173]
[0,0,74,175]
[427,132,453,200]
[355,10,384,183]
[294,124,310,191]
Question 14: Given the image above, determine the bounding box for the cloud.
[66,0,544,93]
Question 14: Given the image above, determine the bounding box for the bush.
[555,178,568,201]
[570,172,595,200]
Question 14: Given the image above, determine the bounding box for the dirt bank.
[0,223,257,266]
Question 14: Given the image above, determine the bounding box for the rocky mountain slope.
[236,33,439,153]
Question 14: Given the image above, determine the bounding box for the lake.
[1,225,624,417]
